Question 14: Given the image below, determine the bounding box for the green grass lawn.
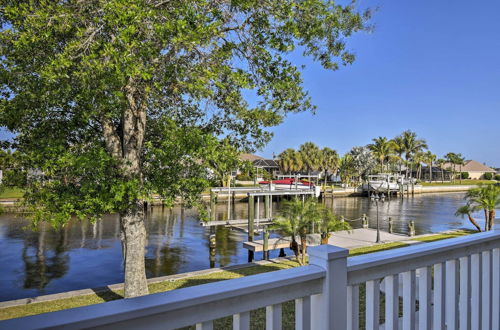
[0,229,474,325]
[411,229,476,242]
[420,180,495,186]
[0,187,24,199]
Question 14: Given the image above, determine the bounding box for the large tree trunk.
[101,78,149,298]
[120,200,148,298]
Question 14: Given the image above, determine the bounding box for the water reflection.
[0,192,497,301]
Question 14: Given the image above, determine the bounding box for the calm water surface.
[0,192,497,301]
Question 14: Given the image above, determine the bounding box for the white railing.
[1,231,499,330]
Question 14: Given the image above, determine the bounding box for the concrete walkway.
[327,228,420,249]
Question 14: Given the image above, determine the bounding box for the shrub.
[484,172,493,180]
[495,174,500,181]
[235,173,252,181]
[461,172,469,179]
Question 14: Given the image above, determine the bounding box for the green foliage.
[495,174,500,181]
[0,0,371,224]
[484,172,493,180]
[461,172,469,179]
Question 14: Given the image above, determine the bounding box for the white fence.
[1,231,499,330]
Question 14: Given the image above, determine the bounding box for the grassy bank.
[420,180,495,186]
[0,230,474,324]
[0,187,24,199]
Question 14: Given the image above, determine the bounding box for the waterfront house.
[444,159,496,180]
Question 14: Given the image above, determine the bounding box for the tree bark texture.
[101,78,149,298]
[467,214,482,232]
[120,200,148,298]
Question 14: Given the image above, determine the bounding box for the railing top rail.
[0,265,325,330]
[347,230,500,285]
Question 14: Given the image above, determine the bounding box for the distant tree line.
[276,130,479,186]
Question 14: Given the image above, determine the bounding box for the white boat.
[363,174,405,192]
[259,178,321,197]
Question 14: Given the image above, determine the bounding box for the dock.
[243,228,417,253]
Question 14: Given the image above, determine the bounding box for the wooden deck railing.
[1,231,499,330]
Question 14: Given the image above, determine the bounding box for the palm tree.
[339,154,355,187]
[290,150,304,175]
[318,147,339,189]
[455,153,465,183]
[423,151,437,182]
[368,137,396,172]
[299,142,321,179]
[392,136,405,175]
[271,198,320,265]
[455,205,482,232]
[318,208,351,244]
[445,152,458,182]
[278,148,295,175]
[459,184,500,231]
[399,130,428,178]
[436,158,446,182]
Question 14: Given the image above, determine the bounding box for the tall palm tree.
[445,152,458,182]
[423,151,437,182]
[339,154,355,186]
[455,153,465,183]
[290,150,304,175]
[278,148,295,175]
[400,130,428,178]
[368,137,396,172]
[299,142,321,178]
[436,158,446,182]
[318,147,339,188]
[392,136,405,175]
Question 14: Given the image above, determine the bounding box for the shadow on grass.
[91,287,123,302]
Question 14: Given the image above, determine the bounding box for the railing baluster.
[366,280,380,330]
[418,266,432,330]
[481,250,491,329]
[459,256,471,330]
[385,274,399,330]
[196,321,214,330]
[471,253,482,329]
[433,262,446,329]
[233,311,250,330]
[295,297,311,330]
[403,270,416,330]
[347,285,359,330]
[266,304,282,330]
[445,259,459,329]
[492,248,500,330]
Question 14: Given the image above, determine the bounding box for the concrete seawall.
[328,184,476,197]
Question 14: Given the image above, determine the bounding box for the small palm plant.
[456,184,500,231]
[455,204,481,232]
[318,208,352,244]
[271,197,320,265]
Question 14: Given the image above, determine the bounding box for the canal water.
[0,192,497,302]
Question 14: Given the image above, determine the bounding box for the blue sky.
[260,0,500,167]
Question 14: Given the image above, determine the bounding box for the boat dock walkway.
[243,228,421,252]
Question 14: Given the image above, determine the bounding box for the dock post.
[362,214,369,228]
[263,228,270,260]
[265,194,270,219]
[210,191,216,221]
[408,220,415,237]
[248,195,255,262]
[388,217,393,233]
